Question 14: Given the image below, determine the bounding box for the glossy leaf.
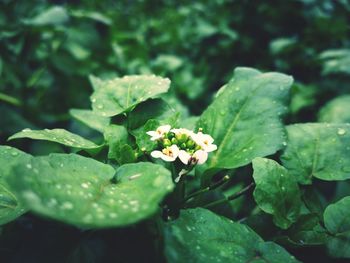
[0,146,31,225]
[324,196,350,258]
[8,128,101,150]
[90,75,171,117]
[164,208,299,263]
[8,154,174,228]
[70,109,110,132]
[281,123,350,184]
[252,158,302,229]
[197,67,293,170]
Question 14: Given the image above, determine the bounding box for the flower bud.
[171,138,178,144]
[167,132,175,140]
[176,133,188,143]
[180,143,187,149]
[163,139,172,147]
[186,139,195,149]
[194,145,201,151]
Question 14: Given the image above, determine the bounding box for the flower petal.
[151,150,163,158]
[178,150,191,165]
[193,150,208,165]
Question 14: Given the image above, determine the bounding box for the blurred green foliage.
[0,0,350,262]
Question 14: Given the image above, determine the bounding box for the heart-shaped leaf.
[252,158,302,229]
[8,154,174,228]
[0,146,31,225]
[197,67,293,170]
[90,75,171,117]
[164,208,299,263]
[8,128,101,150]
[281,123,350,184]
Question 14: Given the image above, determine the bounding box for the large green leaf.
[8,128,101,150]
[324,196,350,258]
[252,158,302,229]
[164,208,299,263]
[197,67,293,170]
[90,75,171,117]
[0,146,31,225]
[8,154,174,228]
[70,109,110,132]
[281,123,350,184]
[318,95,350,123]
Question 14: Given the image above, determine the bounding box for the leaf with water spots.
[0,146,31,225]
[8,128,101,150]
[90,75,171,117]
[70,109,110,132]
[252,158,302,229]
[7,154,174,228]
[164,208,300,263]
[318,95,350,123]
[324,196,350,258]
[281,123,350,184]
[197,67,293,172]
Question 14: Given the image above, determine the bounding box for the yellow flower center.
[162,148,173,157]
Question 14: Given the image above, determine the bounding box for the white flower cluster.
[146,125,217,165]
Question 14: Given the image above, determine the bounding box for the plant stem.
[203,182,255,208]
[182,175,230,204]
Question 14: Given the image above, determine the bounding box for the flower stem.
[203,182,255,208]
[182,175,230,205]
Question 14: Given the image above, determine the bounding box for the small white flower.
[151,144,179,162]
[178,150,191,165]
[146,125,171,141]
[192,150,208,164]
[178,149,208,165]
[192,132,217,152]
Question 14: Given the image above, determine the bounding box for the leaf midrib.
[209,79,260,168]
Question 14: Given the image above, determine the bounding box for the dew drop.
[61,202,74,210]
[337,128,346,135]
[97,104,104,109]
[11,151,19,156]
[81,183,89,189]
[26,163,32,169]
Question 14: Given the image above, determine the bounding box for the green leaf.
[70,109,110,132]
[127,99,178,130]
[318,95,350,123]
[324,196,350,258]
[319,49,350,75]
[104,125,136,164]
[90,75,171,117]
[8,128,101,150]
[197,67,293,170]
[286,214,329,246]
[8,154,174,228]
[164,208,300,263]
[252,158,302,229]
[23,6,69,26]
[0,146,31,225]
[281,123,350,184]
[131,119,159,152]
